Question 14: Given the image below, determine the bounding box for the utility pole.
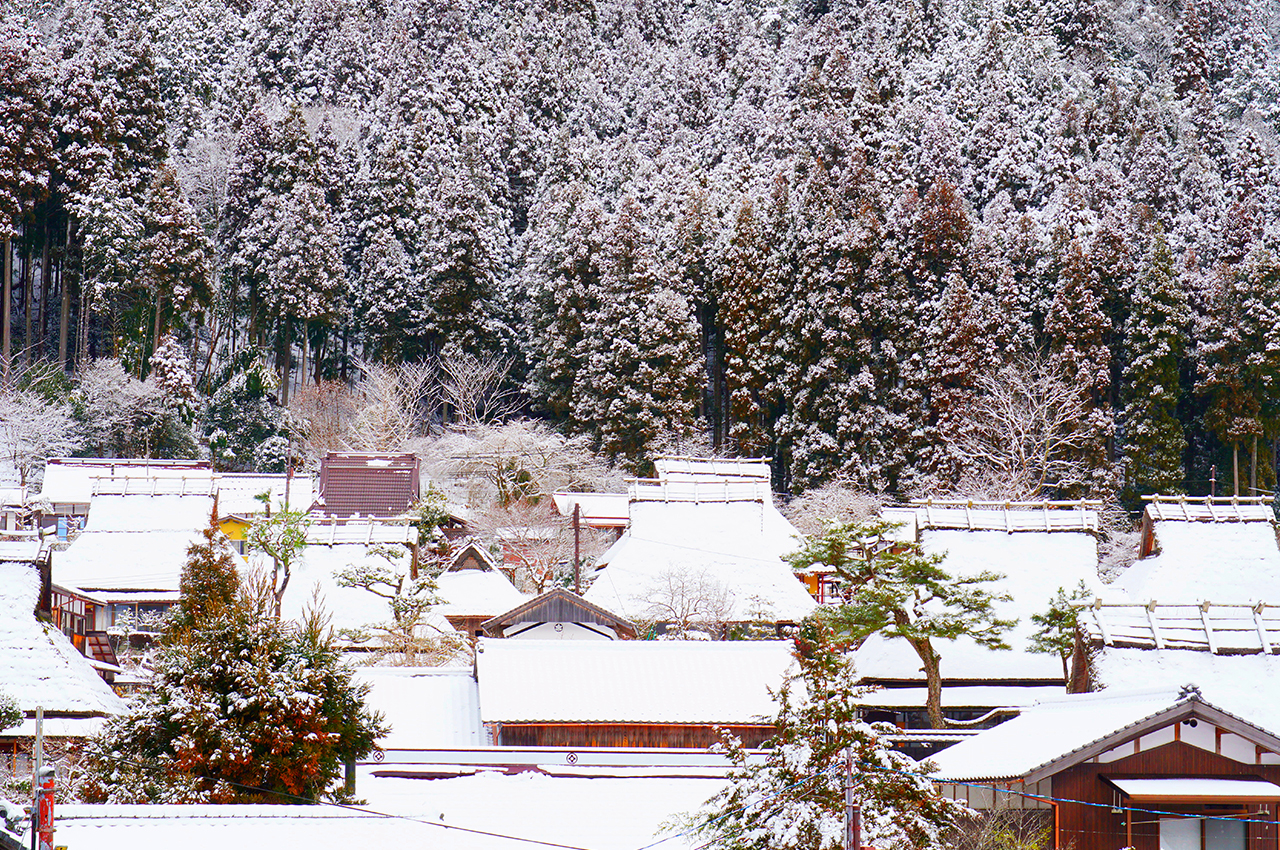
[573,503,581,595]
[844,747,860,850]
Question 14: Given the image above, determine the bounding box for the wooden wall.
[497,723,774,748]
[1052,741,1280,850]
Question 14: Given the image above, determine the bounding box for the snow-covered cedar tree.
[687,615,967,850]
[0,15,53,238]
[0,390,80,487]
[246,508,310,618]
[81,584,386,804]
[1028,581,1093,693]
[150,334,199,423]
[139,165,213,348]
[170,502,241,635]
[1120,227,1188,509]
[336,544,463,665]
[786,518,1014,729]
[204,349,292,472]
[0,688,19,732]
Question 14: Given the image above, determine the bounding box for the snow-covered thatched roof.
[54,494,224,594]
[582,493,816,625]
[215,473,314,516]
[41,459,213,506]
[1082,602,1280,654]
[0,563,124,720]
[854,528,1102,684]
[434,570,526,621]
[475,638,794,724]
[1122,506,1280,603]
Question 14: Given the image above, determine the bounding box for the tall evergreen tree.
[1120,228,1188,506]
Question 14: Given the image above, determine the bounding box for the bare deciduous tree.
[0,390,80,487]
[955,355,1092,500]
[641,565,735,639]
[290,380,361,458]
[783,478,882,536]
[438,351,521,428]
[347,361,437,451]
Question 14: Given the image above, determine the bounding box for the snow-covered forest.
[2,0,1280,502]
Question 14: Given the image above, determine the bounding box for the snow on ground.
[854,529,1100,684]
[56,770,724,850]
[476,638,794,724]
[1119,521,1280,603]
[584,498,816,624]
[1092,647,1280,735]
[0,562,123,716]
[354,667,483,749]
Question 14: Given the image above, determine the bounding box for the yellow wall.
[219,516,249,542]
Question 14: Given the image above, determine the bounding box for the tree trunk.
[278,319,291,406]
[152,296,162,374]
[299,320,309,392]
[21,238,31,368]
[36,230,49,361]
[1251,434,1258,496]
[59,220,72,371]
[2,236,10,384]
[912,638,945,729]
[1233,443,1240,497]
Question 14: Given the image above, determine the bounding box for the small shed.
[930,687,1280,850]
[314,453,419,519]
[475,638,793,748]
[435,540,527,636]
[481,588,637,640]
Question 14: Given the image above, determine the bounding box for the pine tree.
[1120,228,1188,506]
[690,615,964,849]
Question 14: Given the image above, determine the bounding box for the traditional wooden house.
[475,638,793,747]
[481,588,637,640]
[0,561,124,768]
[551,492,630,540]
[931,687,1280,850]
[434,540,527,637]
[39,458,213,527]
[313,452,419,519]
[214,472,315,553]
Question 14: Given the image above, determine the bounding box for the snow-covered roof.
[630,479,771,503]
[1092,647,1280,734]
[434,570,526,620]
[929,688,1200,781]
[1107,777,1280,801]
[216,473,314,516]
[854,529,1102,683]
[40,459,213,505]
[54,770,723,850]
[475,638,794,724]
[268,544,456,640]
[0,562,124,718]
[84,494,216,533]
[1122,519,1280,603]
[583,499,816,624]
[906,499,1101,533]
[304,518,416,546]
[55,531,206,593]
[1082,602,1280,654]
[353,667,482,749]
[653,457,772,481]
[54,494,224,594]
[0,538,42,562]
[551,492,630,527]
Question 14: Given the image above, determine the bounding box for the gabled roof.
[475,638,794,724]
[930,687,1280,783]
[315,453,419,518]
[448,540,497,571]
[216,473,314,516]
[481,588,637,638]
[0,563,124,718]
[435,570,527,620]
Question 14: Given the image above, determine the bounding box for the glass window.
[1159,817,1200,850]
[1205,818,1246,850]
